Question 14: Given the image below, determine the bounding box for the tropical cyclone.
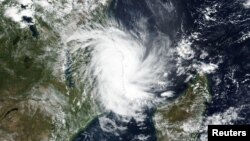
[67,25,171,118]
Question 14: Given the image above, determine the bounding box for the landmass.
[154,75,211,141]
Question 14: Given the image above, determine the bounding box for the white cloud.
[160,91,174,97]
[193,62,218,74]
[17,0,32,5]
[99,116,126,133]
[34,0,50,7]
[3,0,35,28]
[176,39,194,60]
[67,26,170,118]
[4,7,22,22]
[199,107,241,141]
[243,0,250,8]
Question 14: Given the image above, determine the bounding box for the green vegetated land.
[0,2,109,140]
[154,75,211,141]
[0,14,57,140]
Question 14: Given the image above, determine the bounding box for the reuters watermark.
[208,125,250,140]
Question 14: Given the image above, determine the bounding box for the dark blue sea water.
[184,0,250,123]
[74,111,156,141]
[74,0,250,140]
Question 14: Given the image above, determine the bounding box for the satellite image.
[0,0,250,141]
